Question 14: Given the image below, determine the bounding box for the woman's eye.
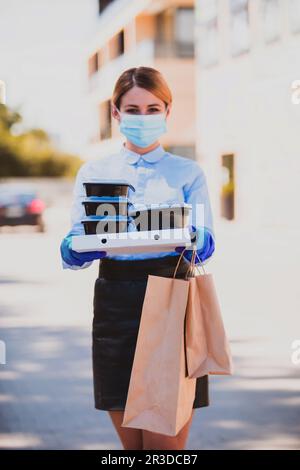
[125,108,160,114]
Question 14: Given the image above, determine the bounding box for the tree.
[0,103,83,177]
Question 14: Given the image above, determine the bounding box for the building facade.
[195,0,300,231]
[86,0,196,161]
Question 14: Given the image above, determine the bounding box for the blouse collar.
[120,142,167,164]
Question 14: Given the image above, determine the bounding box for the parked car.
[0,186,46,232]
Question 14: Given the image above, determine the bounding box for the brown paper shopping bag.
[121,262,197,437]
[185,249,234,378]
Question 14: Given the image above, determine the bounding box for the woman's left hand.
[175,225,215,262]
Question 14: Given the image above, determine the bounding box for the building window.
[230,0,250,57]
[88,52,98,77]
[289,0,300,34]
[155,10,173,57]
[117,30,125,56]
[262,0,281,44]
[220,154,235,220]
[154,7,194,58]
[99,100,112,140]
[197,0,219,67]
[109,30,125,60]
[98,0,115,14]
[174,7,195,57]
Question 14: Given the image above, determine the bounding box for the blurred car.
[0,186,46,232]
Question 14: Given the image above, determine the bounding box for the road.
[0,182,299,449]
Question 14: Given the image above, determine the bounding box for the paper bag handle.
[172,247,206,279]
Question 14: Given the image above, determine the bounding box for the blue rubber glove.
[175,225,215,263]
[60,230,107,267]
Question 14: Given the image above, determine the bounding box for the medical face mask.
[117,108,168,148]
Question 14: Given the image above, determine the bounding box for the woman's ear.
[111,105,121,122]
[166,103,172,119]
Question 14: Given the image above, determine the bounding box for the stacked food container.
[80,179,136,235]
[71,178,194,254]
[128,203,192,232]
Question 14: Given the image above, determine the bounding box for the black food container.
[81,215,134,235]
[82,196,133,217]
[128,203,192,231]
[83,179,135,198]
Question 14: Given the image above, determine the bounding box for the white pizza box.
[71,227,194,255]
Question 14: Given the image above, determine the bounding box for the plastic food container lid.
[82,178,135,192]
[81,215,134,222]
[81,196,133,203]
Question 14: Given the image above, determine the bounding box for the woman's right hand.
[60,230,107,267]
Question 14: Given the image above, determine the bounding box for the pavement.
[0,186,299,449]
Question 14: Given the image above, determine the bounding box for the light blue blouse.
[62,143,215,270]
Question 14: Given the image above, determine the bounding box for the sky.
[0,0,98,158]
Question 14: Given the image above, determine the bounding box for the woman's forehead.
[121,86,163,106]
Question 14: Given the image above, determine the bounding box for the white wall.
[195,0,300,231]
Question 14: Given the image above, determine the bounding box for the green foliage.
[0,103,83,177]
[0,103,22,131]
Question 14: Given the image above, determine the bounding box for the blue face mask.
[117,108,168,148]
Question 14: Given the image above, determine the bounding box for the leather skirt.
[92,254,209,411]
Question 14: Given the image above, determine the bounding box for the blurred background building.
[194,0,300,231]
[85,0,196,160]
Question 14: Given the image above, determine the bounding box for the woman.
[60,66,215,450]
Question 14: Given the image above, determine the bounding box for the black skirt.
[92,254,210,411]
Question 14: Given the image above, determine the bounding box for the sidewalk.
[0,213,299,449]
[188,221,300,449]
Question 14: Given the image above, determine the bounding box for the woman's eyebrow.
[125,104,161,108]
